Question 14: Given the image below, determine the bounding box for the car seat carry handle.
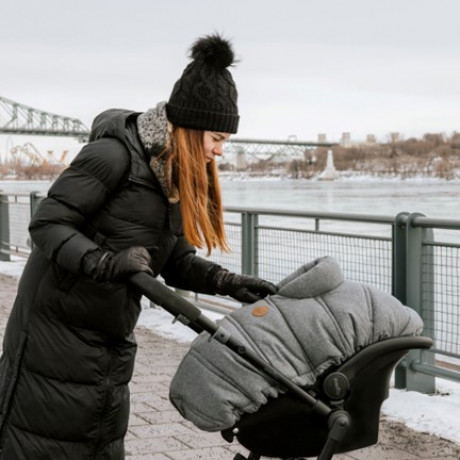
[129,272,332,418]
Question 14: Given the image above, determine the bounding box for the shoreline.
[2,169,460,185]
[218,171,460,183]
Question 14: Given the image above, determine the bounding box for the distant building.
[318,133,327,143]
[314,132,379,148]
[390,132,400,143]
[366,134,376,144]
[235,150,247,170]
[341,132,351,148]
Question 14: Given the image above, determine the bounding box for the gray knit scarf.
[137,102,179,203]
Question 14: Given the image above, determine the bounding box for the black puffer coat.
[0,109,218,459]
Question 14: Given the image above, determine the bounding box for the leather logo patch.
[251,305,270,317]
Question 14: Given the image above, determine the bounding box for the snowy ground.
[1,258,459,445]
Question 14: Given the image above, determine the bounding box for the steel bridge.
[0,96,89,141]
[0,96,337,159]
[223,137,336,166]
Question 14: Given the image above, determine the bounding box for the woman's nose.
[213,145,223,156]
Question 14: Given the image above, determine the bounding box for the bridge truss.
[0,96,337,164]
[223,138,337,168]
[0,96,89,141]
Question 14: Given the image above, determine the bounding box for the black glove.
[83,247,153,282]
[211,269,278,303]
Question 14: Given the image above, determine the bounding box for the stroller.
[131,271,433,460]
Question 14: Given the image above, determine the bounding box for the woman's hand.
[84,247,153,282]
[211,269,278,303]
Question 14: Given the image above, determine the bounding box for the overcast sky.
[1,0,460,156]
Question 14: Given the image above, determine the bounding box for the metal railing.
[0,191,459,393]
[196,208,460,393]
[0,192,33,259]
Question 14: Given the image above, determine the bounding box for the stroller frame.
[131,273,433,460]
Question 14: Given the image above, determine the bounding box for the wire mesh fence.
[422,243,460,357]
[255,226,392,291]
[0,194,31,257]
[200,221,243,274]
[1,191,459,388]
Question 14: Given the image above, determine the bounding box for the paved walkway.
[1,273,459,460]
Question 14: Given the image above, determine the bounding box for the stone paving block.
[125,437,187,456]
[126,454,172,460]
[225,442,250,457]
[435,457,460,460]
[346,444,421,460]
[137,353,182,363]
[130,381,170,394]
[130,393,174,411]
[172,430,230,449]
[164,446,236,460]
[226,442,371,460]
[137,410,184,425]
[377,418,460,459]
[125,429,138,441]
[134,365,179,378]
[382,436,460,458]
[131,373,173,384]
[332,455,358,459]
[130,402,158,413]
[130,422,197,439]
[131,370,175,382]
[129,413,152,427]
[131,363,152,375]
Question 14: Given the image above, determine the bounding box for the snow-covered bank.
[218,170,460,183]
[0,258,459,445]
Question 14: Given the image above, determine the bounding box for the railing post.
[30,190,42,217]
[0,192,11,261]
[29,191,43,251]
[241,212,258,276]
[392,212,410,388]
[405,213,435,393]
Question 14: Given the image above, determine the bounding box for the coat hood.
[88,105,176,200]
[87,108,164,191]
[89,108,140,143]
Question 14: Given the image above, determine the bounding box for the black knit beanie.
[166,34,239,134]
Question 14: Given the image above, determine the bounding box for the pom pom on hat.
[190,34,235,69]
[166,33,239,134]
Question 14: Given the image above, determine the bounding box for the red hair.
[165,127,230,255]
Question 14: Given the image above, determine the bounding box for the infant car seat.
[129,271,433,460]
[222,335,433,460]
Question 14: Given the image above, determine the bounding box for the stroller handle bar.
[130,272,203,324]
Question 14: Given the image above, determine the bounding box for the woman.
[0,34,277,459]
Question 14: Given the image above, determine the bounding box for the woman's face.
[203,131,231,163]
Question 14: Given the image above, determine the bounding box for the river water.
[3,175,458,244]
[219,176,460,219]
[2,176,459,219]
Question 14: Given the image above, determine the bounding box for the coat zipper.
[92,346,112,459]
